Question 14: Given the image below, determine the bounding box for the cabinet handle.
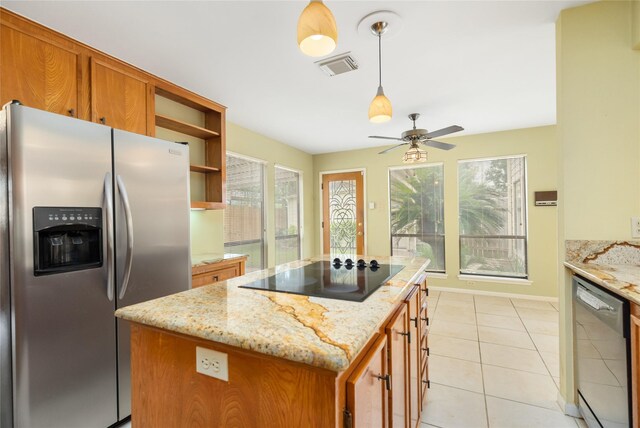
[410,316,418,328]
[67,109,75,117]
[376,374,391,391]
[422,347,430,356]
[422,287,428,296]
[212,275,219,282]
[399,330,411,344]
[421,316,429,326]
[422,379,431,388]
[99,117,106,124]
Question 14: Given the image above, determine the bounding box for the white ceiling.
[3,0,591,154]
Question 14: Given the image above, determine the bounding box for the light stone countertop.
[564,261,640,306]
[565,240,640,306]
[191,253,247,268]
[116,255,429,372]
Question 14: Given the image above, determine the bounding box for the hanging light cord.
[378,31,382,88]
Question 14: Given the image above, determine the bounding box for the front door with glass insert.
[322,171,364,256]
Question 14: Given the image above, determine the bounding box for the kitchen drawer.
[191,256,246,288]
[192,266,238,287]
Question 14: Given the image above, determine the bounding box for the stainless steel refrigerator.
[0,103,192,428]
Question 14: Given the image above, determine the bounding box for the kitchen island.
[116,255,431,427]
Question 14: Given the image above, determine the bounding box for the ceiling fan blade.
[425,125,464,139]
[369,135,404,141]
[378,142,409,154]
[421,139,456,151]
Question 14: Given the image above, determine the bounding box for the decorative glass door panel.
[322,172,364,256]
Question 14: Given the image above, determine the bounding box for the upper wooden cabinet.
[91,59,152,135]
[0,7,226,209]
[0,25,79,117]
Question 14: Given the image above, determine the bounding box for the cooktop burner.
[239,261,404,302]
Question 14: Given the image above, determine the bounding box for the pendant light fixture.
[368,21,392,123]
[297,0,338,57]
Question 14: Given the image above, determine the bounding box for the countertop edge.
[564,261,640,306]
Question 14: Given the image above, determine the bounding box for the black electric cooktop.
[239,260,404,302]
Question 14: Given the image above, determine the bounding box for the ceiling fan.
[372,113,464,155]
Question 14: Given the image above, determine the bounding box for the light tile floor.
[422,290,583,428]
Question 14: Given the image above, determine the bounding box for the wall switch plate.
[196,347,228,381]
[369,202,375,209]
[632,217,640,238]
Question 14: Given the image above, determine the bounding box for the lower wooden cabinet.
[346,335,389,428]
[346,274,429,428]
[632,303,639,428]
[191,256,246,288]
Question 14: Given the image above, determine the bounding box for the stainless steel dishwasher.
[573,275,631,428]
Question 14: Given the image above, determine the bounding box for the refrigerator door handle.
[116,175,134,300]
[104,172,114,302]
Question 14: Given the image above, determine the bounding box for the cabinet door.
[386,304,410,428]
[405,287,421,428]
[91,58,150,135]
[632,304,639,428]
[346,335,388,428]
[1,25,78,116]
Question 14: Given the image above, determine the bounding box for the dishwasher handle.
[576,286,613,312]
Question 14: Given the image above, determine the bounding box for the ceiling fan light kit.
[369,21,392,123]
[297,0,338,57]
[403,144,428,164]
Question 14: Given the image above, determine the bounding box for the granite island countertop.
[565,240,640,305]
[116,255,429,372]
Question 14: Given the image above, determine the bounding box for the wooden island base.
[128,276,429,428]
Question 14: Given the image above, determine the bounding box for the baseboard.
[557,391,581,417]
[428,285,558,302]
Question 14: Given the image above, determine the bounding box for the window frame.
[274,164,303,265]
[224,151,268,271]
[457,154,529,279]
[388,162,446,273]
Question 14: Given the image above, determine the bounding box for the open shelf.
[191,201,226,210]
[155,114,220,139]
[190,164,220,173]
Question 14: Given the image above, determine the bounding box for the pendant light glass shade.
[369,86,392,123]
[403,145,428,163]
[297,1,338,57]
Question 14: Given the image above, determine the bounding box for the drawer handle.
[212,275,219,282]
[399,330,411,344]
[422,379,431,388]
[422,347,430,356]
[375,374,391,391]
[67,108,75,117]
[410,316,418,328]
[421,316,429,326]
[99,117,106,124]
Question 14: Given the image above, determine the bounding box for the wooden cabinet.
[1,8,227,209]
[91,58,151,135]
[632,303,639,428]
[386,303,410,428]
[0,25,79,117]
[191,256,246,288]
[406,286,421,428]
[346,335,389,428]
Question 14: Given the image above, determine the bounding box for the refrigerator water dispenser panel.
[33,207,103,275]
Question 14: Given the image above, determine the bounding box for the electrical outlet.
[631,217,640,238]
[196,347,228,381]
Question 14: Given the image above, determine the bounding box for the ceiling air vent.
[316,52,359,77]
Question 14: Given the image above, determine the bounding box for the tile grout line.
[473,295,491,428]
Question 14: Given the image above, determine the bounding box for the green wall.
[556,0,640,408]
[313,125,558,298]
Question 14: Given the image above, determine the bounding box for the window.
[458,156,527,278]
[224,153,266,272]
[389,164,445,272]
[274,166,302,264]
